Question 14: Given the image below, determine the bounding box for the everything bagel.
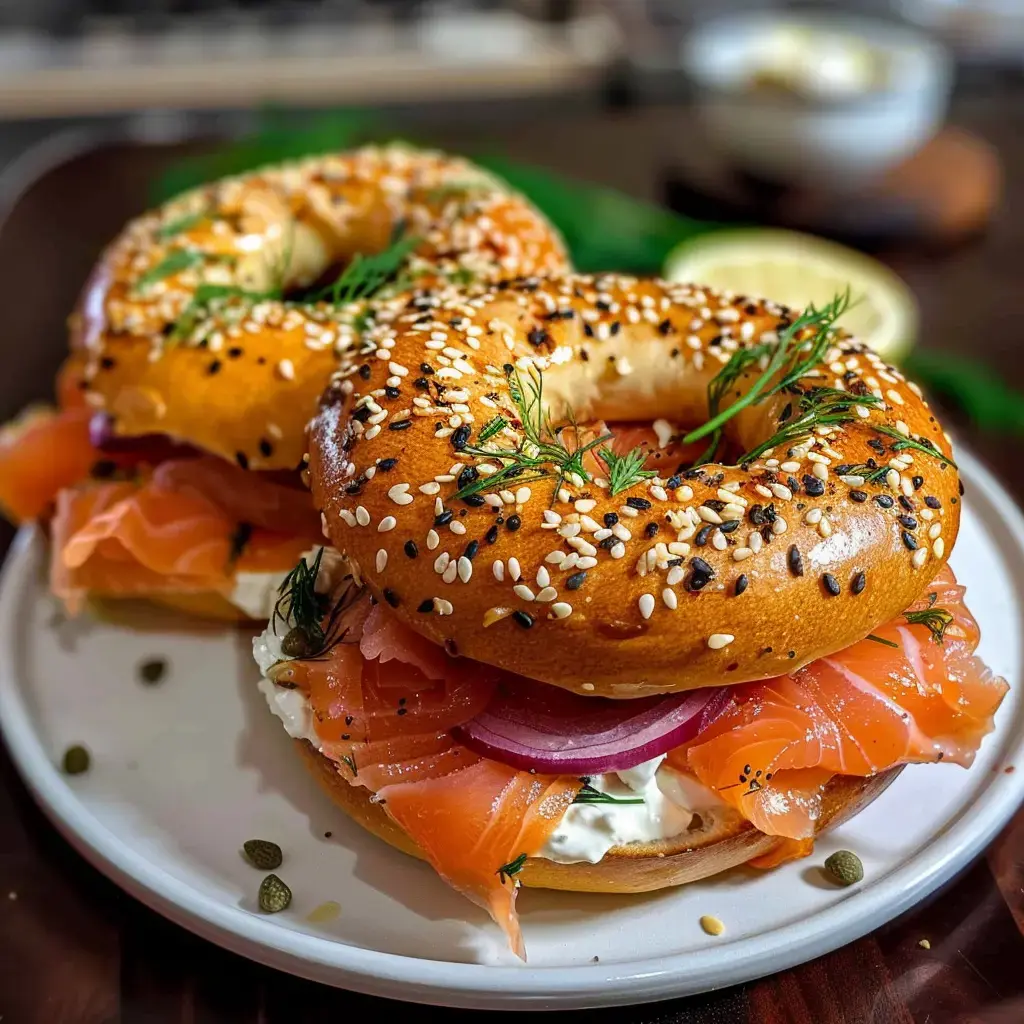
[310,273,961,696]
[72,145,568,470]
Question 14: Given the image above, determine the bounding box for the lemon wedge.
[664,229,916,363]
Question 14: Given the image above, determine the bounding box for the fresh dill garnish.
[866,633,899,648]
[573,783,645,806]
[156,210,208,240]
[597,446,656,496]
[227,521,253,567]
[905,601,954,644]
[451,365,612,502]
[684,290,853,451]
[874,425,958,470]
[136,248,205,290]
[272,548,361,661]
[496,853,528,884]
[740,387,882,464]
[309,226,420,306]
[447,267,476,286]
[340,754,358,777]
[170,282,280,341]
[477,415,508,442]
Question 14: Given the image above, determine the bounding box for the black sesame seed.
[599,536,617,550]
[583,322,594,338]
[378,458,397,471]
[462,494,485,507]
[851,571,867,595]
[388,419,412,431]
[645,522,659,538]
[385,385,401,399]
[100,356,116,370]
[822,573,841,597]
[898,515,918,530]
[434,510,454,528]
[451,425,471,450]
[527,327,549,347]
[566,571,587,590]
[463,540,479,560]
[901,531,918,551]
[227,346,243,358]
[417,599,435,613]
[719,519,741,534]
[352,406,371,423]
[912,475,924,491]
[603,512,619,527]
[207,359,222,375]
[344,482,362,496]
[735,574,749,596]
[358,364,371,380]
[457,465,479,489]
[513,611,534,629]
[874,495,894,509]
[506,515,521,532]
[925,496,941,510]
[383,589,400,607]
[259,438,273,458]
[691,557,715,577]
[666,475,682,490]
[413,377,429,390]
[626,497,652,511]
[688,572,711,592]
[235,451,249,470]
[420,363,434,375]
[787,545,804,577]
[404,540,418,559]
[803,475,825,497]
[695,524,713,547]
[898,495,914,511]
[610,320,621,336]
[849,490,868,503]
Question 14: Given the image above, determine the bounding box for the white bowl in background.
[682,12,954,189]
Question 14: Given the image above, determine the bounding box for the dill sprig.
[905,593,954,644]
[740,387,882,464]
[496,853,527,884]
[684,290,853,451]
[156,210,208,240]
[340,754,358,777]
[308,226,420,305]
[874,425,958,470]
[597,446,656,496]
[866,633,899,648]
[451,365,612,502]
[573,783,645,806]
[272,549,361,660]
[137,248,205,290]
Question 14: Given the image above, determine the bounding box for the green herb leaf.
[739,386,882,465]
[156,211,208,240]
[496,853,528,884]
[340,754,358,777]
[136,249,204,290]
[477,415,508,442]
[874,425,957,470]
[684,291,852,448]
[452,365,610,503]
[309,228,420,306]
[597,445,656,496]
[866,633,899,648]
[904,606,954,645]
[573,783,645,806]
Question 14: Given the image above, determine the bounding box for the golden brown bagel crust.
[72,146,567,471]
[297,740,902,893]
[310,274,961,696]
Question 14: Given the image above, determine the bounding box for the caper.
[824,850,864,886]
[243,839,283,871]
[280,626,312,658]
[258,874,292,913]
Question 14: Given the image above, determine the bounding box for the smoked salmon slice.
[50,459,322,612]
[672,565,1007,840]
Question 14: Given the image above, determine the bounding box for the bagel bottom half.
[296,740,902,895]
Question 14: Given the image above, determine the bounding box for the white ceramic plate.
[1,449,1023,1010]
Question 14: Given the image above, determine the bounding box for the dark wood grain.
[1,92,1023,1022]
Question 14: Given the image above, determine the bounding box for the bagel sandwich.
[252,273,1007,958]
[0,146,568,620]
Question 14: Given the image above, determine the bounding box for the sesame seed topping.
[378,516,397,532]
[638,594,655,620]
[707,633,735,650]
[375,549,388,572]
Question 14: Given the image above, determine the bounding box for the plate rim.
[2,446,1023,1010]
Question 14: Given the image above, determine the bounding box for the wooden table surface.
[0,97,1023,1022]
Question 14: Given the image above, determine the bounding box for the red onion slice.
[88,412,195,459]
[455,678,729,775]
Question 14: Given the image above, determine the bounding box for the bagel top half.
[70,145,568,471]
[309,273,960,697]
